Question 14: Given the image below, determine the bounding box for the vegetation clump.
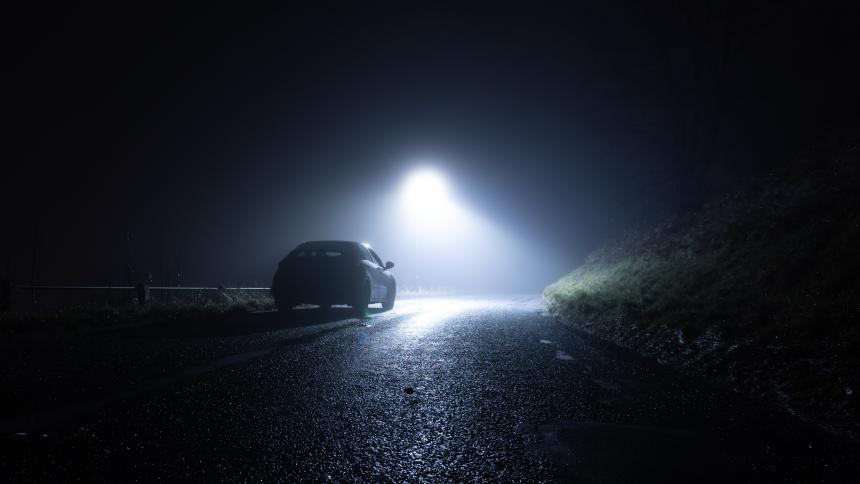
[545,136,860,439]
[0,291,274,335]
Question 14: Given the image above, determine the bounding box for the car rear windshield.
[289,250,343,258]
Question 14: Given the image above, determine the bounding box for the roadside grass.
[0,292,275,335]
[545,136,860,438]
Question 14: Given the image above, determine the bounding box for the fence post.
[135,283,150,305]
[0,279,10,312]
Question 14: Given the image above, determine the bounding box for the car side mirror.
[384,261,395,270]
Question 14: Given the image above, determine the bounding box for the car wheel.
[382,283,396,311]
[352,281,370,317]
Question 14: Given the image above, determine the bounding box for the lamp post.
[401,168,451,294]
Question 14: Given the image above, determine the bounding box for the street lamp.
[400,168,454,292]
[401,168,451,224]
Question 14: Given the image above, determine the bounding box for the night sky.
[6,2,859,291]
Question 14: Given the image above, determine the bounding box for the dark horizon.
[6,2,859,291]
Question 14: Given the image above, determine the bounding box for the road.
[2,296,858,482]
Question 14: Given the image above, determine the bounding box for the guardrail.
[0,282,270,313]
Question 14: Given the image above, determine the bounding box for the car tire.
[352,281,370,317]
[382,283,396,311]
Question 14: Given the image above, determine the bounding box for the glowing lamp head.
[401,169,450,217]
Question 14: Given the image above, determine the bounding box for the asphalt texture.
[1,295,858,482]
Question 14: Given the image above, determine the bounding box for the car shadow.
[118,306,390,339]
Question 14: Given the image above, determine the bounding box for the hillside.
[545,135,860,439]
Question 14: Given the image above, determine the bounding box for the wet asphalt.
[1,295,858,482]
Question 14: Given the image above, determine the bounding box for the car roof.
[293,240,361,251]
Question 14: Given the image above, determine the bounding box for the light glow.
[400,168,454,221]
[386,165,554,293]
[394,297,521,336]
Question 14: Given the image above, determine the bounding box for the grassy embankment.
[545,137,860,438]
[0,291,274,335]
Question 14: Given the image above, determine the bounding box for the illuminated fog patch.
[390,167,530,292]
[361,164,563,293]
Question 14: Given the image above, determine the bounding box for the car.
[271,240,396,315]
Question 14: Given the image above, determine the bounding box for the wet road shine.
[3,296,858,481]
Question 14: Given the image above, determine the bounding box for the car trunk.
[280,249,357,303]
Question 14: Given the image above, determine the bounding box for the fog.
[5,3,858,293]
[288,165,566,292]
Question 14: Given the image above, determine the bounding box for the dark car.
[271,240,396,314]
